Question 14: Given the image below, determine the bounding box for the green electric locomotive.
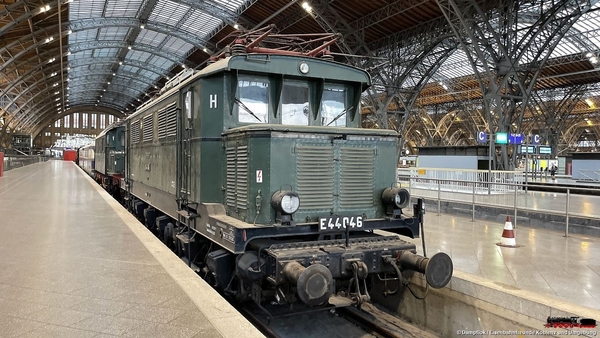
[110,33,452,310]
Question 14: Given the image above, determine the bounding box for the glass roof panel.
[136,30,168,47]
[66,0,252,110]
[146,55,174,71]
[70,0,106,20]
[181,11,221,36]
[70,50,94,60]
[126,50,153,63]
[93,48,121,58]
[104,0,144,17]
[138,69,158,81]
[98,27,131,41]
[160,36,193,55]
[149,0,189,26]
[121,65,141,74]
[71,30,99,44]
[217,0,247,12]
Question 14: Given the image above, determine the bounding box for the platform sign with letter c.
[477,131,487,143]
[531,134,540,145]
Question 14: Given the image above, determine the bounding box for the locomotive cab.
[122,42,452,311]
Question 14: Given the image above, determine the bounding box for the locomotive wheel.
[164,223,174,249]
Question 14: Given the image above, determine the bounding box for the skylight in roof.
[104,0,143,17]
[67,0,253,110]
[149,0,189,25]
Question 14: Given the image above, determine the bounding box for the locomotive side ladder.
[176,97,198,268]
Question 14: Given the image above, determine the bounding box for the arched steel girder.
[2,44,178,102]
[174,0,250,27]
[68,57,172,79]
[433,73,488,138]
[404,109,438,146]
[448,128,471,146]
[0,29,69,76]
[567,124,600,151]
[68,82,147,99]
[1,68,71,128]
[530,85,588,132]
[17,85,140,132]
[25,98,127,135]
[0,0,64,38]
[437,0,597,169]
[563,117,599,145]
[69,18,214,52]
[67,80,151,100]
[32,106,125,139]
[367,38,459,133]
[1,69,144,131]
[512,9,600,59]
[67,40,197,69]
[0,63,68,117]
[66,70,156,93]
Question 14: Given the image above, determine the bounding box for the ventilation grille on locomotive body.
[339,148,375,208]
[296,146,334,210]
[296,145,375,211]
[157,103,177,139]
[225,142,376,218]
[226,145,248,210]
[131,120,140,144]
[142,115,153,142]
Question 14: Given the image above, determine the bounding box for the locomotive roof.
[126,54,371,122]
[95,119,127,139]
[222,124,399,137]
[201,54,372,86]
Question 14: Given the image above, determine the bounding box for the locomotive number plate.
[318,216,363,231]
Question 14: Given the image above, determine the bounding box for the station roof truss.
[0,0,600,154]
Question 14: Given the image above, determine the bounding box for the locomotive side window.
[237,77,268,123]
[281,80,309,126]
[321,85,347,127]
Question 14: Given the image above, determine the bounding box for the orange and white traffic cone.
[497,216,519,247]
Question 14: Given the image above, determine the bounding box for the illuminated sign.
[520,146,535,153]
[539,146,552,154]
[531,134,541,145]
[496,132,508,144]
[508,133,524,144]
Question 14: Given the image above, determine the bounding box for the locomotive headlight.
[271,190,300,214]
[382,187,410,209]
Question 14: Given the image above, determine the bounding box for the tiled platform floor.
[0,161,263,338]
[406,212,600,310]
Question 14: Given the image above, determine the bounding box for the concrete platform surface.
[406,212,600,310]
[0,160,264,338]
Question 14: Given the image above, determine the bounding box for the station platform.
[525,175,600,195]
[406,211,600,310]
[0,161,264,338]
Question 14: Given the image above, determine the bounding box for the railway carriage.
[94,121,126,195]
[77,144,95,176]
[93,32,453,311]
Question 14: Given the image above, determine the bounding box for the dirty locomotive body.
[89,54,453,309]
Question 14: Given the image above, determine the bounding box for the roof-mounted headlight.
[382,187,410,209]
[271,190,300,214]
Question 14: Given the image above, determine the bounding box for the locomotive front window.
[237,78,269,123]
[321,85,347,127]
[281,81,309,126]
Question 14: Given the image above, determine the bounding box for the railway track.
[238,301,437,338]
